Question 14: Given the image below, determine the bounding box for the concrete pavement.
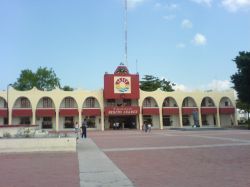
[77,138,134,187]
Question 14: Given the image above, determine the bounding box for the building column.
[101,109,104,131]
[8,107,12,125]
[179,108,183,128]
[159,108,163,130]
[32,109,36,125]
[55,109,59,131]
[78,108,82,128]
[139,113,143,130]
[198,108,202,127]
[216,108,221,127]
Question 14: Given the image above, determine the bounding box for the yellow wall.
[0,87,236,131]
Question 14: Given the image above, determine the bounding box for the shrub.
[3,132,12,138]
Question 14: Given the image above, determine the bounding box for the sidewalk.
[77,138,134,187]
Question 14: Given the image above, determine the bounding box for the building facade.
[0,65,237,131]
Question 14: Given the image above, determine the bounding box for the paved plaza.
[90,129,250,187]
[1,129,250,187]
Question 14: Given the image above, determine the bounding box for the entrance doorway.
[108,116,136,129]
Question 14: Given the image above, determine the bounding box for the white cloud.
[154,3,179,10]
[176,43,186,48]
[190,0,213,6]
[127,0,146,9]
[173,84,191,91]
[221,0,250,12]
[192,33,207,45]
[203,80,232,91]
[174,80,232,92]
[181,19,193,29]
[163,15,176,21]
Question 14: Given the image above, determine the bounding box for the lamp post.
[7,84,12,125]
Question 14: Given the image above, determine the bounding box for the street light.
[7,84,12,125]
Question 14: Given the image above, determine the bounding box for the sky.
[0,0,250,92]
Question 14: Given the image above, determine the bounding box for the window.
[42,117,52,129]
[144,98,151,107]
[87,116,96,128]
[163,115,171,126]
[143,115,152,125]
[225,101,229,107]
[86,98,95,108]
[123,99,131,106]
[107,99,115,106]
[21,98,30,108]
[164,98,170,107]
[4,118,8,125]
[65,98,74,108]
[4,100,7,108]
[20,117,30,124]
[183,98,189,107]
[64,116,74,128]
[43,97,52,108]
[182,115,190,126]
[208,98,213,105]
[201,99,206,107]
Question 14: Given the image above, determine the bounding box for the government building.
[0,65,237,132]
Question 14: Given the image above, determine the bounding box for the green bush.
[3,132,12,138]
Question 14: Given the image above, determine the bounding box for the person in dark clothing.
[81,118,88,138]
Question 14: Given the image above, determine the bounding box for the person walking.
[81,118,88,138]
[143,121,148,133]
[75,121,79,142]
[147,122,152,133]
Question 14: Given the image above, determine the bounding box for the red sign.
[104,74,140,99]
[105,106,140,116]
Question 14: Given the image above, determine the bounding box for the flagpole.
[124,0,128,67]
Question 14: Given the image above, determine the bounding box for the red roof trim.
[0,109,7,117]
[162,107,179,115]
[82,108,101,116]
[59,109,79,116]
[142,108,159,115]
[12,109,32,117]
[36,109,56,117]
[201,107,217,114]
[182,107,198,115]
[219,107,235,114]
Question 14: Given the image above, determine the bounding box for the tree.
[12,69,36,91]
[236,100,250,121]
[12,67,73,91]
[231,51,250,105]
[62,85,74,91]
[35,67,60,91]
[140,75,175,91]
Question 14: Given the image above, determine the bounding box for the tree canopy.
[140,75,175,92]
[236,100,250,121]
[231,51,250,105]
[12,67,73,91]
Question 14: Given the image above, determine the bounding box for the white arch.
[201,96,216,107]
[142,97,159,107]
[219,97,234,107]
[162,97,178,107]
[13,96,32,109]
[59,96,78,108]
[36,96,56,108]
[82,96,101,108]
[182,96,197,107]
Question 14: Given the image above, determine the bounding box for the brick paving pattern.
[0,152,79,187]
[90,130,250,187]
[1,130,250,187]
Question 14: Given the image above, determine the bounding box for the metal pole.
[124,0,128,66]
